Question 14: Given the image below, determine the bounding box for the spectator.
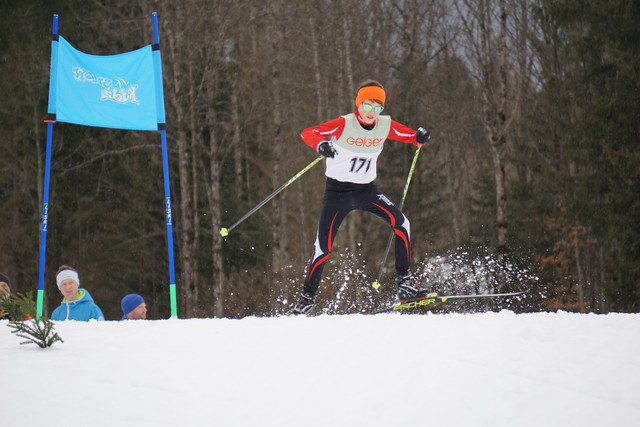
[121,293,147,320]
[0,272,10,297]
[0,272,34,320]
[51,265,104,321]
[0,272,11,319]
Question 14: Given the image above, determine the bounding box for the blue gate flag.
[49,36,160,131]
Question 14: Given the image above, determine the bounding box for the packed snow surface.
[2,311,639,426]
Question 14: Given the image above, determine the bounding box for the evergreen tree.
[537,0,640,310]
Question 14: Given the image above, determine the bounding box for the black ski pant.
[303,178,411,297]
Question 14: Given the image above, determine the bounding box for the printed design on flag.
[72,66,140,105]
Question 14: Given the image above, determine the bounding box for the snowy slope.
[2,311,639,426]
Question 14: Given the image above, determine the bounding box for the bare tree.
[455,0,533,253]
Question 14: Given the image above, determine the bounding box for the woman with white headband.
[51,265,104,321]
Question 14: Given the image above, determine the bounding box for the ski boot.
[289,292,315,316]
[396,273,432,303]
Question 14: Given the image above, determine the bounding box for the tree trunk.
[268,2,286,303]
[231,82,244,199]
[490,136,508,252]
[458,0,519,254]
[176,126,198,317]
[209,145,224,317]
[445,148,461,246]
[573,223,585,312]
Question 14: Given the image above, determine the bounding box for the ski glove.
[416,127,431,146]
[318,141,337,158]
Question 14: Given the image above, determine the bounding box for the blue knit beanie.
[121,294,145,315]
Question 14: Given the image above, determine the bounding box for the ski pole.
[220,155,323,237]
[371,145,422,289]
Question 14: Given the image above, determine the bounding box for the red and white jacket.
[300,111,419,184]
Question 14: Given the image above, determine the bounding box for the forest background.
[1,0,638,319]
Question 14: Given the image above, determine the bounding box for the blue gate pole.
[152,13,178,318]
[37,14,59,319]
[37,121,54,319]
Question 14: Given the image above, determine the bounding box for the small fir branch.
[8,317,64,348]
[2,291,63,348]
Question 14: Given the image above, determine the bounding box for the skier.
[290,80,431,315]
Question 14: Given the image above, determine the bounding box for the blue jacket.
[51,288,104,321]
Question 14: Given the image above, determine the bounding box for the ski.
[371,291,526,314]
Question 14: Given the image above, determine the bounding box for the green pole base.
[36,289,44,320]
[169,283,178,318]
[372,281,381,290]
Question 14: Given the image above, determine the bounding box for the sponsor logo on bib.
[346,136,383,147]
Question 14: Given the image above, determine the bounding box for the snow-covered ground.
[2,311,639,426]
